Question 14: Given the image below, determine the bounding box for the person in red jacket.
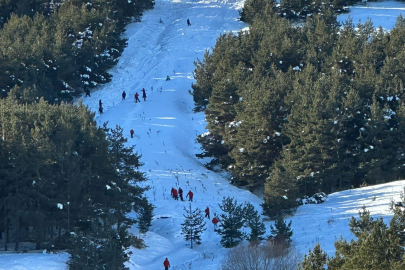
[163,258,170,270]
[171,187,176,198]
[205,206,210,219]
[130,129,134,138]
[212,216,219,230]
[186,190,193,202]
[134,92,141,103]
[172,188,178,200]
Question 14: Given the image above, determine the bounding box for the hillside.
[1,0,405,269]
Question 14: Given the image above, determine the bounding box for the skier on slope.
[212,216,219,230]
[205,206,210,219]
[186,190,193,202]
[135,92,141,103]
[178,187,184,201]
[142,88,147,101]
[163,258,170,270]
[172,189,178,200]
[122,91,126,100]
[130,129,134,138]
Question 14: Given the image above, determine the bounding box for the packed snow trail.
[82,0,263,269]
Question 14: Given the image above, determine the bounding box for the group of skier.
[95,87,147,116]
[133,88,147,103]
[170,187,194,202]
[162,208,220,269]
[204,207,220,230]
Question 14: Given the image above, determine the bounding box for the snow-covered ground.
[1,1,405,269]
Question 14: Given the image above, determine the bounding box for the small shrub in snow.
[296,192,327,205]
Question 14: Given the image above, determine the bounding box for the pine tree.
[181,204,206,248]
[243,202,266,244]
[68,215,129,270]
[269,216,293,244]
[348,205,375,237]
[137,197,155,234]
[325,206,405,269]
[217,197,245,248]
[228,72,289,189]
[298,243,328,270]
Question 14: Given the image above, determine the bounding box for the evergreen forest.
[0,0,154,268]
[0,0,154,103]
[192,0,405,217]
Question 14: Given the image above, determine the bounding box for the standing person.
[171,187,176,198]
[130,129,134,138]
[163,258,170,270]
[166,75,170,81]
[172,189,178,200]
[178,187,184,201]
[205,207,210,219]
[187,18,191,26]
[142,88,147,101]
[134,92,141,103]
[85,88,90,97]
[212,217,219,231]
[98,106,103,114]
[186,190,193,202]
[122,91,126,100]
[99,99,102,107]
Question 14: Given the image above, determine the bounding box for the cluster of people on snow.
[85,18,195,130]
[170,187,220,229]
[170,187,193,201]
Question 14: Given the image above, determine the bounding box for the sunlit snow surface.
[1,1,405,269]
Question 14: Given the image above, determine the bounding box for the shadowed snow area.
[1,0,405,269]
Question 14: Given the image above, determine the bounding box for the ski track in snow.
[2,1,405,269]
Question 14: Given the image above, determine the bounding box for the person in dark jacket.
[135,92,141,103]
[99,106,103,114]
[142,88,147,101]
[163,258,170,270]
[178,187,184,201]
[187,18,191,26]
[99,99,102,107]
[130,129,134,138]
[186,190,193,202]
[122,91,126,100]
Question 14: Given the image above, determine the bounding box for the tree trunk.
[4,206,7,251]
